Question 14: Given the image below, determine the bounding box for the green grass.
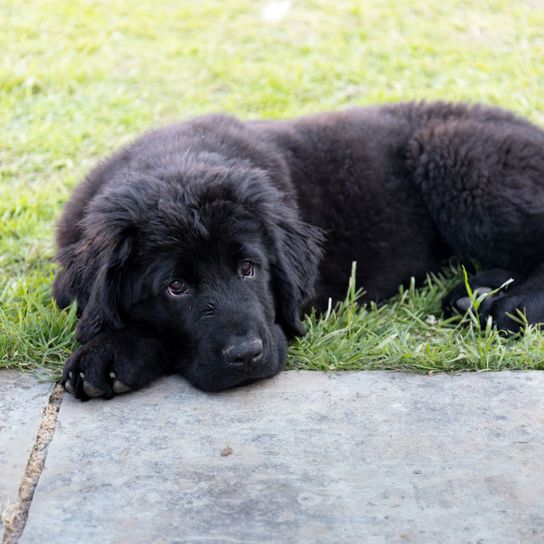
[2,0,544,379]
[291,265,544,373]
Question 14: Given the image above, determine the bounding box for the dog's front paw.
[62,332,168,401]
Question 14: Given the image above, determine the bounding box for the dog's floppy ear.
[270,210,324,339]
[54,187,136,344]
[54,229,134,344]
[74,232,133,343]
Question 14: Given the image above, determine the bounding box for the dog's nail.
[109,372,116,379]
[79,372,85,379]
[69,371,73,379]
[113,380,131,394]
[83,382,105,398]
[456,296,472,312]
[64,379,74,394]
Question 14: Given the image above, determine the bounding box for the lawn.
[2,0,544,379]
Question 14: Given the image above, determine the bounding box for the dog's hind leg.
[408,114,544,330]
[408,117,544,272]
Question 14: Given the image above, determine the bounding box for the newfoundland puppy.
[55,101,544,400]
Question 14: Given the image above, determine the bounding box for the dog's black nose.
[224,336,263,371]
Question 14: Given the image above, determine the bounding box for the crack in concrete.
[2,385,64,544]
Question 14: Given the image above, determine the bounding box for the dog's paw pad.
[83,382,105,398]
[455,295,472,312]
[454,286,493,312]
[113,380,131,394]
[109,372,132,394]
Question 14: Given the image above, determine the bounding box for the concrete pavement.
[0,372,53,542]
[1,370,543,543]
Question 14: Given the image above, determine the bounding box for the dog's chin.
[184,325,289,393]
[187,370,274,393]
[183,352,286,392]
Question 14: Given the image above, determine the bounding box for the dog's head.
[54,158,323,391]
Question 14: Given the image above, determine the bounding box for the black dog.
[54,101,544,400]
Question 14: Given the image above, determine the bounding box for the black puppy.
[54,101,544,400]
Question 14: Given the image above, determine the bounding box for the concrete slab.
[22,371,544,544]
[0,370,53,540]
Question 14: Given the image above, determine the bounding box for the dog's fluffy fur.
[55,101,544,399]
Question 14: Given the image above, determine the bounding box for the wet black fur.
[55,101,544,399]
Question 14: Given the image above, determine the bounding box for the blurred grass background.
[1,0,544,378]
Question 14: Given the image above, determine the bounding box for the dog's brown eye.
[240,260,255,278]
[166,280,188,297]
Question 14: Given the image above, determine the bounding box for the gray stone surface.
[0,370,53,540]
[22,371,544,544]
